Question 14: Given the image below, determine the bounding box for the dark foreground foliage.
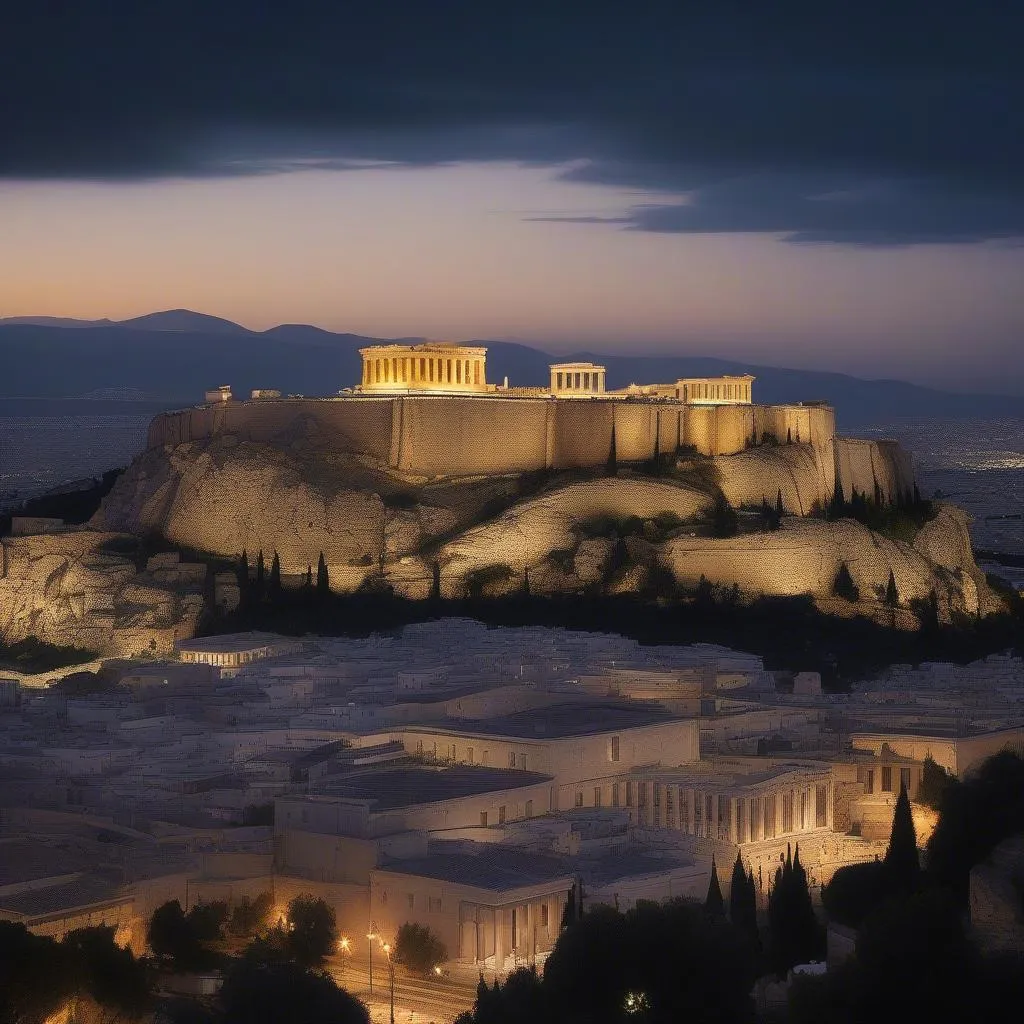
[200,584,1024,690]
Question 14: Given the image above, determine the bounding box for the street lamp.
[382,941,396,1024]
[367,929,378,994]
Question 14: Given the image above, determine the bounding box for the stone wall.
[835,437,915,503]
[145,396,838,478]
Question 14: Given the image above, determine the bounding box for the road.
[329,960,477,1024]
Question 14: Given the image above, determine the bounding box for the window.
[525,799,533,818]
[900,767,912,794]
[625,782,633,807]
[407,893,415,910]
[499,805,506,824]
[381,890,388,906]
[428,897,442,913]
[575,792,584,808]
[610,736,620,762]
[612,783,620,807]
[594,786,602,808]
[540,905,549,928]
[517,753,527,770]
[866,769,875,794]
[509,751,516,768]
[467,747,474,764]
[480,811,488,826]
[882,766,893,792]
[482,749,490,766]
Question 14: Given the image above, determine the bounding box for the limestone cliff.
[85,425,997,625]
[0,531,203,656]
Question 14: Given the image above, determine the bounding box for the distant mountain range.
[2,309,1023,428]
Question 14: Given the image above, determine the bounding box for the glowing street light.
[367,929,378,993]
[382,940,396,1024]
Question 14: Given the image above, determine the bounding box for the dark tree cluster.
[767,845,825,974]
[0,921,151,1024]
[459,899,758,1024]
[148,899,229,971]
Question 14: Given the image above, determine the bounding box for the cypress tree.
[833,562,859,602]
[606,420,618,476]
[883,783,920,894]
[711,493,738,538]
[885,570,900,607]
[315,552,330,596]
[705,859,725,917]
[304,564,313,590]
[254,549,266,603]
[776,488,785,518]
[694,574,715,610]
[746,868,760,949]
[236,549,250,607]
[560,884,577,930]
[729,853,746,920]
[729,853,758,946]
[268,551,282,602]
[786,427,792,444]
[768,844,823,974]
[828,479,846,518]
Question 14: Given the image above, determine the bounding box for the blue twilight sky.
[1,2,1022,393]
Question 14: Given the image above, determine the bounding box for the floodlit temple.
[352,342,755,404]
[358,342,490,393]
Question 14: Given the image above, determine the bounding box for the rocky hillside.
[0,531,204,656]
[86,430,1003,628]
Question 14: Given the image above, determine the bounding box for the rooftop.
[175,632,290,654]
[420,701,678,740]
[316,764,551,809]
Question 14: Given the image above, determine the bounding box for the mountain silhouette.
[116,309,251,334]
[1,314,1022,428]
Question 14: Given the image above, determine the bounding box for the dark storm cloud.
[2,1,1022,243]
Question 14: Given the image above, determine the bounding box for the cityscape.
[3,4,1024,1024]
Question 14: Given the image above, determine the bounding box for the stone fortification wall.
[394,397,551,475]
[146,397,836,478]
[835,437,914,503]
[147,398,394,462]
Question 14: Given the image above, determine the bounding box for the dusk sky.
[2,2,1022,393]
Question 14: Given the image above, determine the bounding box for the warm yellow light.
[339,937,351,952]
[433,965,442,976]
[367,932,377,940]
[382,942,391,955]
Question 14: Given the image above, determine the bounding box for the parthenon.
[358,342,489,393]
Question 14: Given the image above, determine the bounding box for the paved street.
[330,960,478,1024]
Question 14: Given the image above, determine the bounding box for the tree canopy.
[393,922,447,976]
[220,957,367,1024]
